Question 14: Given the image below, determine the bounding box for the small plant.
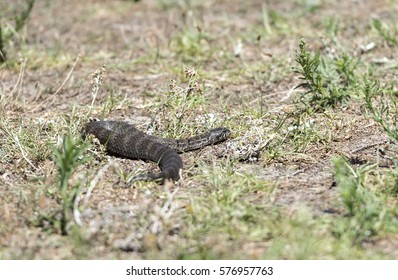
[294,39,356,112]
[363,78,398,142]
[0,0,35,63]
[294,39,325,98]
[371,19,398,46]
[334,53,358,85]
[150,67,206,138]
[172,27,214,63]
[324,17,340,38]
[89,64,106,109]
[53,133,90,235]
[332,156,385,244]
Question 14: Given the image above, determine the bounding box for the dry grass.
[0,0,397,259]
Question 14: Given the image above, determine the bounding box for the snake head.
[208,127,231,144]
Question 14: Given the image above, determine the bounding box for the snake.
[84,120,231,183]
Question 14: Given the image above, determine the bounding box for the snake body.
[84,120,231,183]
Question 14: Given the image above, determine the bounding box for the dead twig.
[351,140,389,153]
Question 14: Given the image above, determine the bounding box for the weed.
[89,64,106,109]
[332,156,387,244]
[294,39,357,112]
[267,108,333,157]
[261,3,273,36]
[172,26,214,63]
[0,117,52,169]
[334,53,358,85]
[300,0,321,14]
[283,112,322,152]
[181,164,272,259]
[149,67,207,137]
[0,0,35,63]
[324,17,340,39]
[363,78,398,142]
[371,19,398,46]
[265,209,332,259]
[53,133,90,235]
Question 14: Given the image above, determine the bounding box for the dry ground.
[0,0,397,259]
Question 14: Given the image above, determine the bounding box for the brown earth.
[0,0,397,259]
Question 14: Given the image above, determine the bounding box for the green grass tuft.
[363,78,398,142]
[53,133,90,235]
[371,19,398,46]
[294,39,358,112]
[332,156,396,245]
[0,0,35,63]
